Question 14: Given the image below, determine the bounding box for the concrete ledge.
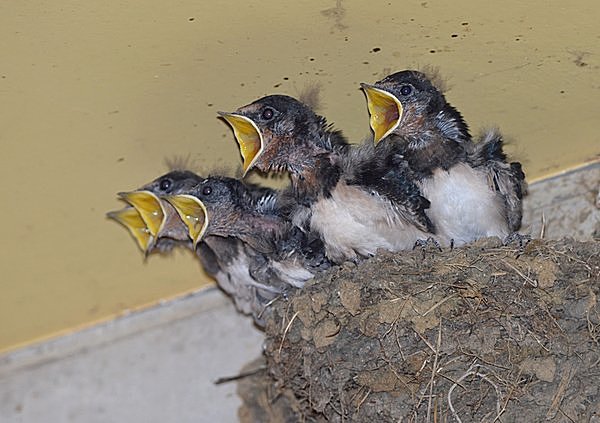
[522,162,599,240]
[0,288,263,423]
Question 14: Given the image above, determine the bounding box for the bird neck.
[403,136,465,178]
[216,208,286,254]
[398,105,470,178]
[289,151,342,206]
[264,126,343,206]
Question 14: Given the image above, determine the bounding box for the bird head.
[110,170,206,254]
[219,95,329,176]
[164,176,247,248]
[361,70,469,147]
[165,176,284,253]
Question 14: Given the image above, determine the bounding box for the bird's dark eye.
[202,186,212,196]
[400,85,412,96]
[261,107,274,120]
[159,179,172,191]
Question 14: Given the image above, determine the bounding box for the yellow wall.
[1,0,598,353]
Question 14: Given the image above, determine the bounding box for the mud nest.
[238,237,600,422]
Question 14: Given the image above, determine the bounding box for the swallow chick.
[165,175,331,290]
[110,170,202,253]
[108,172,202,256]
[113,170,329,325]
[108,170,232,289]
[361,70,527,246]
[112,171,278,320]
[220,95,435,263]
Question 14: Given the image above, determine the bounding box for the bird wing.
[469,129,527,232]
[344,141,435,234]
[203,236,282,325]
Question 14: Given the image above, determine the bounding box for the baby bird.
[108,171,200,256]
[113,170,329,325]
[361,70,527,246]
[219,95,435,263]
[165,175,331,288]
[108,170,231,285]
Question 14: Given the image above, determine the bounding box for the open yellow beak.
[118,191,166,237]
[218,112,263,175]
[162,195,208,248]
[360,83,404,145]
[107,207,154,253]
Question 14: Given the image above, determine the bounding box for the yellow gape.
[163,195,209,248]
[219,112,264,174]
[107,207,154,253]
[361,84,404,144]
[118,191,167,237]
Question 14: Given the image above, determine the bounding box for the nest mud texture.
[238,238,600,422]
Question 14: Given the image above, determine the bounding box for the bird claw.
[413,237,443,253]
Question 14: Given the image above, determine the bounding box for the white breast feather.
[420,163,509,246]
[310,182,432,262]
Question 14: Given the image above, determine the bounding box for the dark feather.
[469,129,527,232]
[347,141,435,233]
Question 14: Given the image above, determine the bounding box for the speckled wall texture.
[0,0,598,353]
